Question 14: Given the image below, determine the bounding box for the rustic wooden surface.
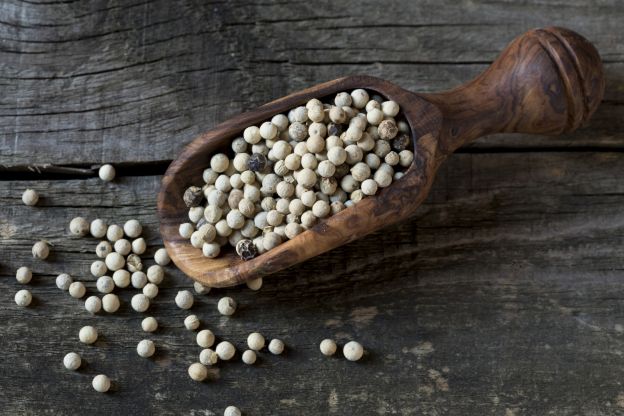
[1,1,624,415]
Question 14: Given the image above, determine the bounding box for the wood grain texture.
[4,152,624,415]
[1,1,623,415]
[0,0,623,168]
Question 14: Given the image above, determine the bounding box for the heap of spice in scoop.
[179,89,415,260]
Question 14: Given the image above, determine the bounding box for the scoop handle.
[421,27,605,155]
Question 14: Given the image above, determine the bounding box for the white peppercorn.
[263,232,282,250]
[15,266,32,284]
[95,241,112,258]
[231,137,247,153]
[146,265,164,285]
[366,99,381,112]
[210,153,230,173]
[330,201,345,215]
[247,332,265,351]
[334,92,352,107]
[399,149,414,167]
[351,189,364,203]
[184,314,200,331]
[92,374,111,393]
[102,293,120,313]
[246,277,263,291]
[79,326,98,344]
[90,219,108,238]
[224,406,241,416]
[343,340,364,361]
[85,296,102,314]
[282,222,301,239]
[32,240,49,260]
[131,293,150,312]
[68,281,86,299]
[130,272,147,290]
[69,217,89,237]
[266,210,283,227]
[153,247,170,266]
[320,339,337,356]
[98,164,116,182]
[271,113,289,131]
[381,100,400,117]
[106,224,124,242]
[96,276,115,293]
[268,339,285,355]
[188,362,208,382]
[361,179,379,196]
[215,219,232,237]
[357,134,375,153]
[340,175,359,193]
[374,169,393,188]
[113,239,131,256]
[216,341,236,361]
[202,242,221,258]
[194,281,210,295]
[141,316,158,332]
[22,188,39,206]
[136,339,156,358]
[90,261,108,278]
[385,151,400,166]
[312,200,330,218]
[350,162,371,182]
[110,270,129,289]
[345,144,363,164]
[175,290,194,310]
[378,119,398,140]
[199,348,218,366]
[14,289,32,307]
[350,88,369,108]
[242,350,257,365]
[226,209,246,230]
[63,352,81,370]
[56,273,73,290]
[143,283,159,299]
[240,170,256,185]
[197,329,215,348]
[217,297,237,316]
[301,211,316,228]
[105,252,124,271]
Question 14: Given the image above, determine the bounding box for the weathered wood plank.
[2,151,624,414]
[1,0,623,167]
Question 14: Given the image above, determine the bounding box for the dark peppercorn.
[236,239,258,261]
[327,123,343,137]
[392,133,411,151]
[183,186,204,207]
[247,153,268,172]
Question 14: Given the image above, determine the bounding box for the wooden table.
[1,1,623,414]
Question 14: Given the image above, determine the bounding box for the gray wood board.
[1,0,623,167]
[2,152,624,415]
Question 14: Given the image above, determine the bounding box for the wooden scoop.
[158,27,604,288]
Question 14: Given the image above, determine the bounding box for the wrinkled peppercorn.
[236,239,258,261]
[184,186,204,207]
[327,123,343,137]
[392,133,411,151]
[248,153,268,172]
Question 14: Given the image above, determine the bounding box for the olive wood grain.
[158,26,604,287]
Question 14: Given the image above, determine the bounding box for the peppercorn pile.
[180,89,415,260]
